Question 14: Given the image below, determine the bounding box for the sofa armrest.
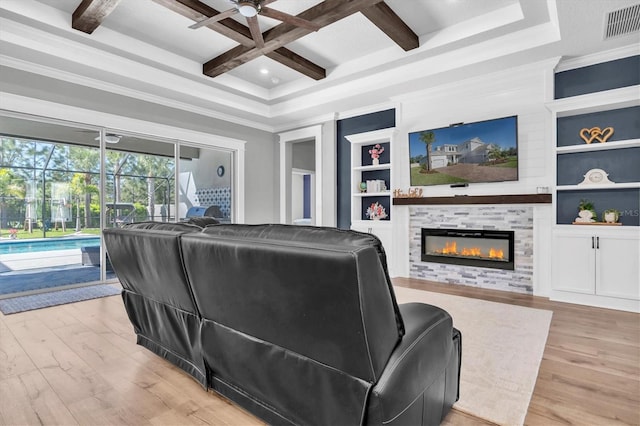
[366,303,459,425]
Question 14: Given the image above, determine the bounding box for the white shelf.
[556,182,640,191]
[353,191,392,197]
[556,139,640,154]
[546,85,640,117]
[354,164,391,171]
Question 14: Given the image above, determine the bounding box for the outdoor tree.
[419,131,436,173]
[68,146,100,228]
[0,168,25,229]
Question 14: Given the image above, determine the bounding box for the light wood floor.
[1,279,638,425]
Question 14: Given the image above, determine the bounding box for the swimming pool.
[0,236,100,255]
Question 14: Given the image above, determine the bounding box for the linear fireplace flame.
[422,228,515,270]
[435,241,505,260]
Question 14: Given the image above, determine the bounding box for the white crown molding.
[555,44,640,72]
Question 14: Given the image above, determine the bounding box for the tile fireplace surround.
[409,205,534,294]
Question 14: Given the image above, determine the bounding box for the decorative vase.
[372,158,379,165]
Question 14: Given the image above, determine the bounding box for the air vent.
[604,3,640,39]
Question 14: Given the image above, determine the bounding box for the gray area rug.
[0,284,121,314]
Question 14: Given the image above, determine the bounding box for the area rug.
[0,284,121,315]
[393,286,553,426]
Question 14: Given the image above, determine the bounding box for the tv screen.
[409,115,518,186]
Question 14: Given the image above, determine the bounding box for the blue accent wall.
[557,106,640,147]
[303,174,311,219]
[336,109,395,229]
[554,55,640,99]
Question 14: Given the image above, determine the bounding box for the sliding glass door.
[179,144,233,223]
[1,113,237,298]
[0,115,103,297]
[104,132,176,228]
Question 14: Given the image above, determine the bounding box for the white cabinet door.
[553,233,596,294]
[596,235,640,300]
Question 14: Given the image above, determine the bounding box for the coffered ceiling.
[1,0,638,130]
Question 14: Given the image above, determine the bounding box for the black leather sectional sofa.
[103,221,461,425]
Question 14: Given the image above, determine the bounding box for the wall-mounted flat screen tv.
[409,115,518,186]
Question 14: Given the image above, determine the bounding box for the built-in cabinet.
[549,84,640,312]
[552,228,639,300]
[346,128,395,273]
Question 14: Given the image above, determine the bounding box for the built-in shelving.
[556,138,640,154]
[548,53,640,313]
[556,182,640,191]
[353,191,392,197]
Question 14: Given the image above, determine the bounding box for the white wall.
[387,58,558,295]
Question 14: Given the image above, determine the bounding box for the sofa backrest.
[182,224,402,382]
[199,224,405,335]
[103,222,202,313]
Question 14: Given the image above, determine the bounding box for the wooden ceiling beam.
[155,0,326,80]
[204,0,385,78]
[72,0,122,34]
[266,49,326,81]
[361,2,419,51]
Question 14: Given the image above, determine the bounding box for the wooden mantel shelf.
[393,194,552,205]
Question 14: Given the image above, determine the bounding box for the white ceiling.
[1,0,639,131]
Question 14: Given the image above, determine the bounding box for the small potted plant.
[577,199,597,223]
[603,209,620,223]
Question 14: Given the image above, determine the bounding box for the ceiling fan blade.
[246,15,265,48]
[260,7,321,32]
[189,8,238,29]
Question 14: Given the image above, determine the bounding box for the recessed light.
[260,68,269,75]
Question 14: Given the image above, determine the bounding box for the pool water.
[0,237,100,255]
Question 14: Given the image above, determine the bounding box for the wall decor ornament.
[578,168,615,185]
[579,126,614,144]
[393,188,424,198]
[368,143,384,165]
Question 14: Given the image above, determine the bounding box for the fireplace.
[421,228,515,270]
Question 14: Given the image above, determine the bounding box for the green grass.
[487,157,518,168]
[2,228,101,240]
[410,167,468,186]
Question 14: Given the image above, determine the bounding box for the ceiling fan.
[189,0,321,45]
